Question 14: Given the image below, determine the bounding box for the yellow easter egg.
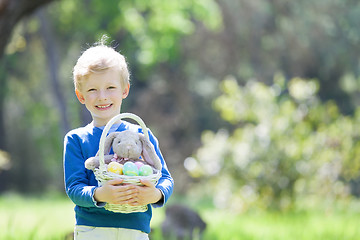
[107,162,123,175]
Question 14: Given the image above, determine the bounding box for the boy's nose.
[98,90,108,100]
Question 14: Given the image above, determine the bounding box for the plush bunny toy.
[85,130,162,171]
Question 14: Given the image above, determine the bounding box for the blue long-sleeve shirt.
[63,121,174,233]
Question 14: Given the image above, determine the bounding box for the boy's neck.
[90,120,122,128]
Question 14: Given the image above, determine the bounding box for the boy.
[63,39,174,240]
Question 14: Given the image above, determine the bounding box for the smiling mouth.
[96,104,112,109]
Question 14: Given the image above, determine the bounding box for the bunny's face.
[102,129,162,169]
[112,131,143,159]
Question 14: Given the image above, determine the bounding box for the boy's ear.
[75,89,85,104]
[122,83,130,99]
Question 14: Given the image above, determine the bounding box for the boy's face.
[75,67,130,127]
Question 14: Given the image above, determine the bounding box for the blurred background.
[1,0,360,239]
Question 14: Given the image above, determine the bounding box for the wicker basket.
[93,113,161,213]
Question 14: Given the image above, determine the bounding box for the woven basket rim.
[94,168,161,184]
[98,113,149,171]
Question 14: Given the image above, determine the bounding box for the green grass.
[0,193,75,240]
[0,193,359,240]
[200,209,360,240]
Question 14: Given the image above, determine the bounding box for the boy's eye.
[87,88,96,92]
[108,86,116,89]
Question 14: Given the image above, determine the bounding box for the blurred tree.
[0,0,55,150]
[41,0,223,193]
[185,0,360,114]
[0,0,54,57]
[0,150,10,171]
[0,0,58,192]
[188,75,360,211]
[2,0,360,198]
[37,8,70,136]
[0,0,222,193]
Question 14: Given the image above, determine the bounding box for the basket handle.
[98,113,149,172]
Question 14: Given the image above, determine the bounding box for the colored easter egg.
[107,162,123,175]
[123,162,139,176]
[134,161,144,169]
[139,165,153,176]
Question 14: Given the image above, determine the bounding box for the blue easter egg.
[123,162,139,176]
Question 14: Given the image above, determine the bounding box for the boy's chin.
[97,114,120,123]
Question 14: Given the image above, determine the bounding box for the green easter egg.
[139,165,153,176]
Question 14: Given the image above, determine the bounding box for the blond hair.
[73,39,130,90]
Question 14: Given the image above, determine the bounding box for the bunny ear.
[139,133,162,170]
[103,132,119,155]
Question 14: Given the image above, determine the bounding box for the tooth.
[98,104,111,108]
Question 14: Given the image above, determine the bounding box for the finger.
[128,201,139,206]
[126,197,141,206]
[115,195,134,204]
[116,195,139,205]
[107,178,124,186]
[140,179,154,187]
[115,184,137,192]
[115,187,139,200]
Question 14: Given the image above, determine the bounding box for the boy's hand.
[94,179,138,205]
[93,179,162,206]
[127,180,163,206]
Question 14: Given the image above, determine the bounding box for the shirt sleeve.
[63,133,101,208]
[147,130,174,208]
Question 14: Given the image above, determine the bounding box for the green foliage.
[1,0,222,193]
[189,75,360,211]
[3,33,65,192]
[3,0,360,200]
[49,0,221,68]
[183,0,360,114]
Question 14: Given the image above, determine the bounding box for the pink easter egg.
[134,161,144,169]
